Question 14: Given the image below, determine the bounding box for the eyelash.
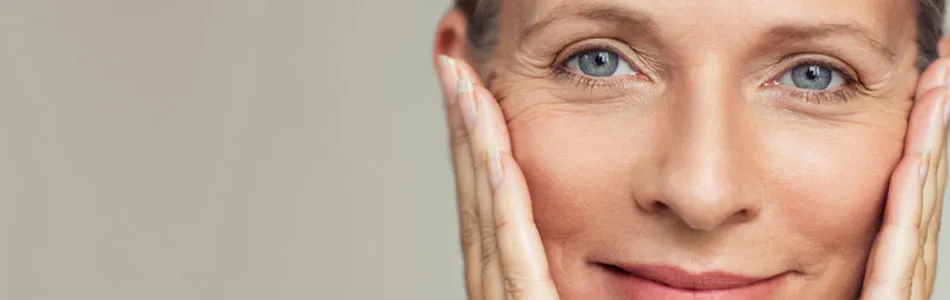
[765,58,860,105]
[552,44,643,91]
[553,46,862,105]
[552,66,626,91]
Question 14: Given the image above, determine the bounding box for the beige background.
[0,1,947,299]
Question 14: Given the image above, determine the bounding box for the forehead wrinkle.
[518,2,659,43]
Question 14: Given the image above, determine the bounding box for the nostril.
[634,197,674,214]
[650,201,671,213]
[734,208,755,221]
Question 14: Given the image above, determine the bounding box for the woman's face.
[485,0,921,299]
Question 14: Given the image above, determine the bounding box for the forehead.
[515,0,913,27]
[504,0,916,54]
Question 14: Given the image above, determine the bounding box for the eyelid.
[764,55,865,106]
[555,39,655,80]
[769,54,861,86]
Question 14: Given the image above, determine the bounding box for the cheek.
[507,100,907,255]
[509,113,628,240]
[766,117,906,256]
[504,100,656,243]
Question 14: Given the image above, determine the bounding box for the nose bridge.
[657,60,756,231]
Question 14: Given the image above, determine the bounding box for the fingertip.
[454,58,486,87]
[492,152,533,215]
[917,57,950,97]
[882,154,926,229]
[473,84,503,123]
[471,83,513,154]
[904,85,948,155]
[495,152,524,191]
[458,79,478,131]
[438,55,461,106]
[939,37,950,58]
[474,84,496,103]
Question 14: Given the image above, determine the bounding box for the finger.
[924,190,940,297]
[438,55,483,299]
[861,153,926,300]
[459,75,511,299]
[938,137,947,211]
[492,153,560,299]
[862,83,946,300]
[904,86,947,237]
[918,88,948,300]
[438,56,486,167]
[464,77,558,299]
[938,37,950,58]
[911,58,950,299]
[915,57,949,99]
[922,102,947,253]
[906,66,949,299]
[909,86,947,300]
[465,77,559,299]
[439,55,484,170]
[923,143,946,295]
[911,256,926,300]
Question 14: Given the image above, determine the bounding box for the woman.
[433,0,948,299]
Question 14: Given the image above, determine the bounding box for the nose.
[635,74,762,231]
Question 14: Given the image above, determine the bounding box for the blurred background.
[0,1,947,299]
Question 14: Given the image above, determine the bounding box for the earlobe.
[433,9,470,71]
[938,36,950,57]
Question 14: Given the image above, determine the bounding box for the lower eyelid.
[552,67,632,90]
[769,84,857,105]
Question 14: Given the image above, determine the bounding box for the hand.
[436,55,559,300]
[860,57,949,300]
[435,54,949,300]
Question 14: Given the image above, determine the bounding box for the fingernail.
[438,55,459,105]
[458,79,477,130]
[920,151,931,186]
[488,150,504,190]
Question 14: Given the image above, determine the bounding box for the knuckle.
[480,233,498,267]
[451,127,470,148]
[503,274,529,300]
[503,272,548,300]
[472,149,491,171]
[480,210,497,233]
[459,208,481,252]
[927,219,940,236]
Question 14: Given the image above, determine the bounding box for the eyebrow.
[763,24,897,65]
[520,4,898,65]
[520,4,659,42]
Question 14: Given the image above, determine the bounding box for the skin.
[433,0,949,299]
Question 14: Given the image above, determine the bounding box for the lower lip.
[606,267,787,300]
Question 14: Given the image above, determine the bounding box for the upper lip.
[610,264,782,291]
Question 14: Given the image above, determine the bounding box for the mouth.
[599,263,789,300]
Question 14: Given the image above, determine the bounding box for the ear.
[938,36,950,57]
[433,9,470,71]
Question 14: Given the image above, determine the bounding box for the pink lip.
[605,264,788,300]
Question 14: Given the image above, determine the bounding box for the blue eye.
[566,49,636,77]
[777,63,846,91]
